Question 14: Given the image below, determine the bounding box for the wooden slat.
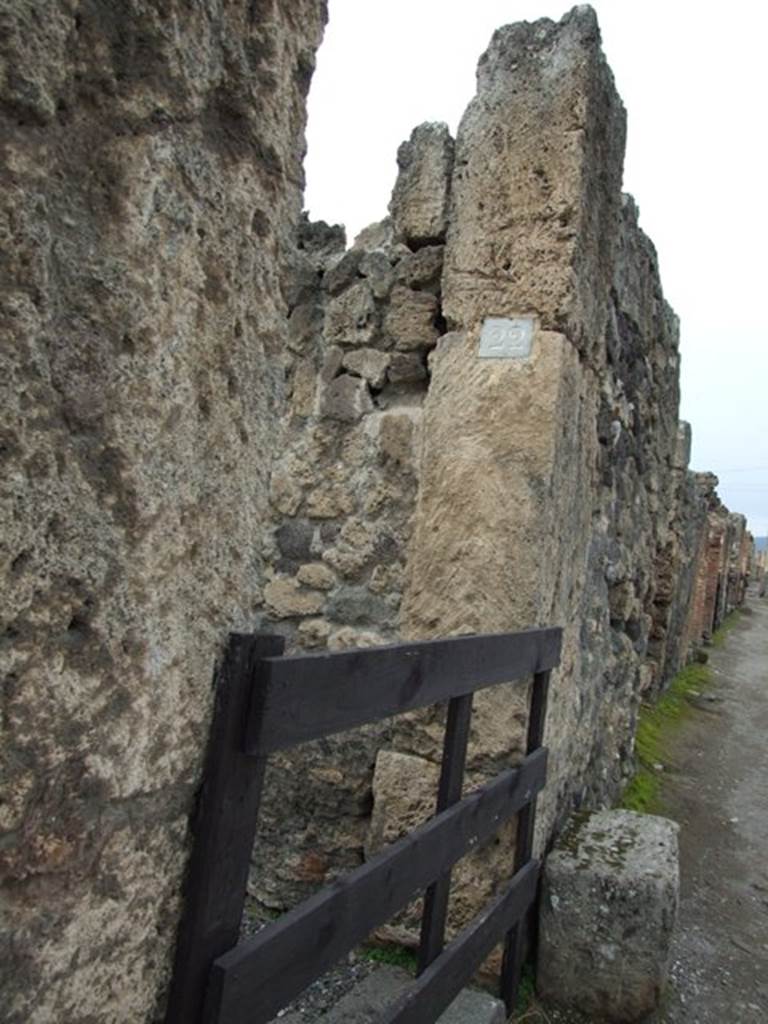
[500,669,553,1012]
[202,749,548,1024]
[247,627,562,754]
[378,860,540,1024]
[164,634,285,1024]
[417,693,473,973]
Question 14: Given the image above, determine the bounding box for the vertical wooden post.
[417,692,473,973]
[499,669,551,1013]
[164,633,285,1024]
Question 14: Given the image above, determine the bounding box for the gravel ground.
[644,595,768,1023]
[241,901,379,1021]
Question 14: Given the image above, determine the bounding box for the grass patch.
[512,962,536,1017]
[358,941,418,974]
[712,609,740,647]
[620,662,712,813]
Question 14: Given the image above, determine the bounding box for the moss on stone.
[558,809,595,855]
[711,609,740,648]
[359,941,417,974]
[620,661,713,813]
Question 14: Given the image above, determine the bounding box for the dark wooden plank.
[247,627,562,754]
[164,634,285,1024]
[500,669,552,1013]
[203,749,548,1024]
[417,693,473,973]
[378,860,540,1024]
[526,669,552,754]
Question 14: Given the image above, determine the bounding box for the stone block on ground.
[276,965,505,1024]
[537,809,680,1022]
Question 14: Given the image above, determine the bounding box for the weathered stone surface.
[323,248,364,296]
[289,357,319,418]
[359,249,395,299]
[390,122,454,247]
[0,2,328,1020]
[538,810,680,1021]
[442,7,625,357]
[328,586,393,627]
[366,750,517,951]
[366,750,439,856]
[244,8,753,974]
[3,6,755,1021]
[297,617,332,648]
[384,285,439,351]
[270,467,305,517]
[321,374,374,422]
[352,217,394,251]
[328,627,387,651]
[298,214,346,262]
[263,578,325,619]
[395,245,445,292]
[288,299,324,353]
[377,412,419,468]
[304,481,356,519]
[276,520,315,562]
[296,562,336,591]
[387,352,428,386]
[325,281,378,347]
[246,195,432,906]
[342,348,391,389]
[278,965,506,1024]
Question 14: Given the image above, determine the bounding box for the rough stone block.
[365,750,439,858]
[327,586,393,628]
[383,285,439,351]
[377,412,417,468]
[325,281,377,347]
[296,562,336,591]
[395,244,444,291]
[390,122,454,246]
[323,248,363,295]
[537,809,680,1022]
[321,374,374,422]
[277,965,505,1024]
[263,577,325,619]
[387,352,427,386]
[352,216,394,250]
[342,348,391,389]
[297,617,332,648]
[674,420,692,470]
[288,299,323,353]
[275,520,314,561]
[359,249,395,298]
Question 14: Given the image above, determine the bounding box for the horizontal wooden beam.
[203,749,548,1024]
[379,860,540,1024]
[247,627,562,753]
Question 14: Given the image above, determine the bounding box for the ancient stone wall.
[0,3,326,1021]
[249,6,754,949]
[757,548,768,596]
[249,186,451,906]
[2,3,756,1018]
[680,477,752,649]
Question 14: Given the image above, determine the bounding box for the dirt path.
[651,594,768,1023]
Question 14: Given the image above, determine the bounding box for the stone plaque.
[478,316,534,359]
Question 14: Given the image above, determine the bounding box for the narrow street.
[654,593,768,1022]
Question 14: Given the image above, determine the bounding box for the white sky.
[304,1,768,537]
